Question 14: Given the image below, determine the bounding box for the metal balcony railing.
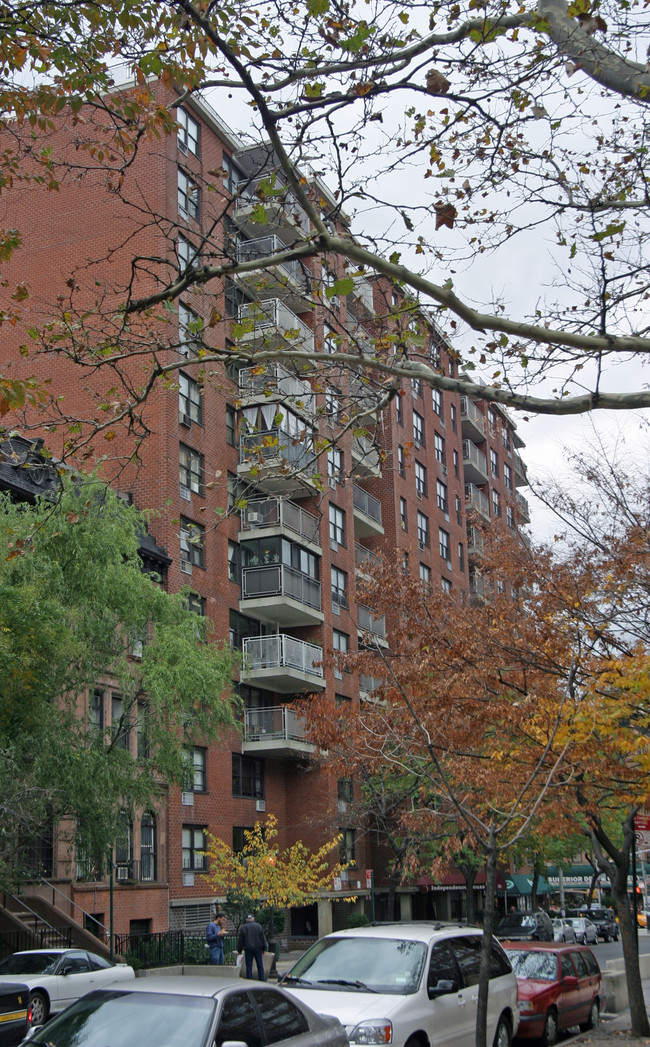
[242,634,323,679]
[238,299,314,352]
[236,235,306,284]
[239,428,317,476]
[355,543,382,572]
[516,491,530,520]
[459,396,486,435]
[241,497,320,545]
[462,439,488,477]
[514,452,528,484]
[352,483,382,525]
[357,604,387,640]
[234,174,310,232]
[241,563,321,610]
[465,483,490,519]
[238,363,315,414]
[244,706,309,743]
[349,273,374,313]
[359,674,385,695]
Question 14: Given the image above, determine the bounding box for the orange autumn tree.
[204,815,349,938]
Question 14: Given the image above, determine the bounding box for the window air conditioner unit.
[446,561,453,573]
[180,484,191,501]
[181,791,194,806]
[442,464,448,476]
[183,871,195,887]
[255,799,266,812]
[328,478,337,489]
[116,866,130,882]
[338,799,347,814]
[247,511,264,525]
[180,414,192,428]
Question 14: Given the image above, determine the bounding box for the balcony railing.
[237,299,314,353]
[241,497,320,546]
[514,452,528,485]
[239,428,317,477]
[238,363,315,414]
[234,174,310,233]
[516,491,530,521]
[348,273,374,313]
[469,573,486,599]
[459,396,486,437]
[357,603,387,640]
[465,483,490,519]
[467,525,485,555]
[462,439,488,478]
[244,706,310,743]
[242,634,323,680]
[236,235,306,285]
[352,483,382,525]
[359,674,385,695]
[355,543,382,572]
[242,563,321,611]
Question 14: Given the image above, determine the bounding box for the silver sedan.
[552,918,577,943]
[566,917,598,945]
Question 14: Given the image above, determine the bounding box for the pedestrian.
[206,909,227,965]
[237,914,268,980]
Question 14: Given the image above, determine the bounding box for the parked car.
[565,918,598,945]
[496,912,554,942]
[281,922,519,1047]
[505,942,601,1046]
[19,976,348,1047]
[551,919,576,944]
[0,982,30,1047]
[579,909,618,941]
[0,949,134,1026]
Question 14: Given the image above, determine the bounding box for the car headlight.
[349,1020,393,1044]
[518,1001,535,1013]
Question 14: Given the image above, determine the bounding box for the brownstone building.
[2,80,530,943]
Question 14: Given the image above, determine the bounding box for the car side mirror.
[428,979,458,999]
[563,975,578,989]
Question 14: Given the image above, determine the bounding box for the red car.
[504,942,602,1047]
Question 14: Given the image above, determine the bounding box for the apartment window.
[420,563,431,586]
[327,447,343,483]
[417,511,429,549]
[178,235,199,273]
[140,812,156,882]
[223,154,244,194]
[411,377,422,397]
[186,591,205,615]
[329,504,345,547]
[89,690,103,740]
[180,444,204,497]
[450,403,457,432]
[415,461,427,499]
[402,551,409,574]
[228,541,241,584]
[503,463,512,490]
[331,567,348,612]
[182,825,208,871]
[325,388,340,424]
[228,473,247,513]
[185,747,207,792]
[453,449,459,478]
[178,168,200,221]
[490,449,499,478]
[177,107,199,156]
[507,505,515,529]
[492,489,501,517]
[324,323,338,352]
[458,542,464,572]
[115,811,133,873]
[432,387,442,416]
[413,411,425,446]
[395,394,403,425]
[397,445,406,478]
[232,754,264,799]
[439,527,451,562]
[137,701,150,759]
[179,302,201,357]
[111,695,129,751]
[338,778,353,804]
[225,277,248,318]
[434,432,445,464]
[488,408,497,434]
[455,494,462,524]
[441,576,452,594]
[179,373,202,426]
[449,359,455,378]
[400,496,407,531]
[436,479,448,513]
[233,826,255,853]
[339,828,356,866]
[226,405,236,447]
[180,518,205,570]
[333,629,349,680]
[229,610,262,650]
[502,427,511,453]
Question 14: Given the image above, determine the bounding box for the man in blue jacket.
[237,914,268,979]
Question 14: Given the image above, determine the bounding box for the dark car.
[505,942,601,1046]
[0,982,30,1047]
[579,908,619,942]
[20,976,348,1047]
[496,912,554,942]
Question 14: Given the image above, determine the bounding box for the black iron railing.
[113,930,238,970]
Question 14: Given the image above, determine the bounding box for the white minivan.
[282,923,519,1047]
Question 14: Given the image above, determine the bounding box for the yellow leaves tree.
[204,815,349,927]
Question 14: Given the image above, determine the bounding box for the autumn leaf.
[435,202,457,230]
[426,69,450,95]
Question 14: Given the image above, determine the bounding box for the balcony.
[237,299,314,354]
[351,432,382,477]
[514,452,528,487]
[347,273,374,318]
[236,235,310,309]
[243,706,316,759]
[241,563,323,626]
[241,634,325,692]
[516,491,530,522]
[459,397,486,441]
[233,174,310,237]
[469,572,486,602]
[355,542,383,576]
[240,497,320,550]
[465,483,490,520]
[352,483,384,537]
[359,674,385,697]
[462,439,488,484]
[238,363,315,418]
[238,427,318,494]
[357,604,387,645]
[467,525,485,556]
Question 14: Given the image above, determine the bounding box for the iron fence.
[113,930,238,970]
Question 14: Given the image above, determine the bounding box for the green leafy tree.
[0,472,238,885]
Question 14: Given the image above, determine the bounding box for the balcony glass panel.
[242,634,323,679]
[242,563,321,610]
[352,483,382,525]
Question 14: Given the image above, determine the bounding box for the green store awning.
[503,874,550,896]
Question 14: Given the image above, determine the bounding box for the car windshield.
[28,990,215,1047]
[505,951,558,981]
[568,919,584,928]
[498,915,535,929]
[285,936,427,994]
[0,953,61,976]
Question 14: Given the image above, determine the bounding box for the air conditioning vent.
[247,511,264,526]
[181,791,194,806]
[255,799,266,812]
[116,866,130,882]
[180,484,191,501]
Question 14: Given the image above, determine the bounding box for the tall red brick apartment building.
[2,82,530,941]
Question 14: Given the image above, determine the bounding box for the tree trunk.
[476,829,497,1047]
[462,865,477,923]
[387,863,402,921]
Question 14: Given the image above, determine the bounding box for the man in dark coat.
[237,914,268,980]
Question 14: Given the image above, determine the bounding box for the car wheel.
[493,1015,511,1047]
[542,1008,559,1047]
[29,991,48,1026]
[579,1000,600,1033]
